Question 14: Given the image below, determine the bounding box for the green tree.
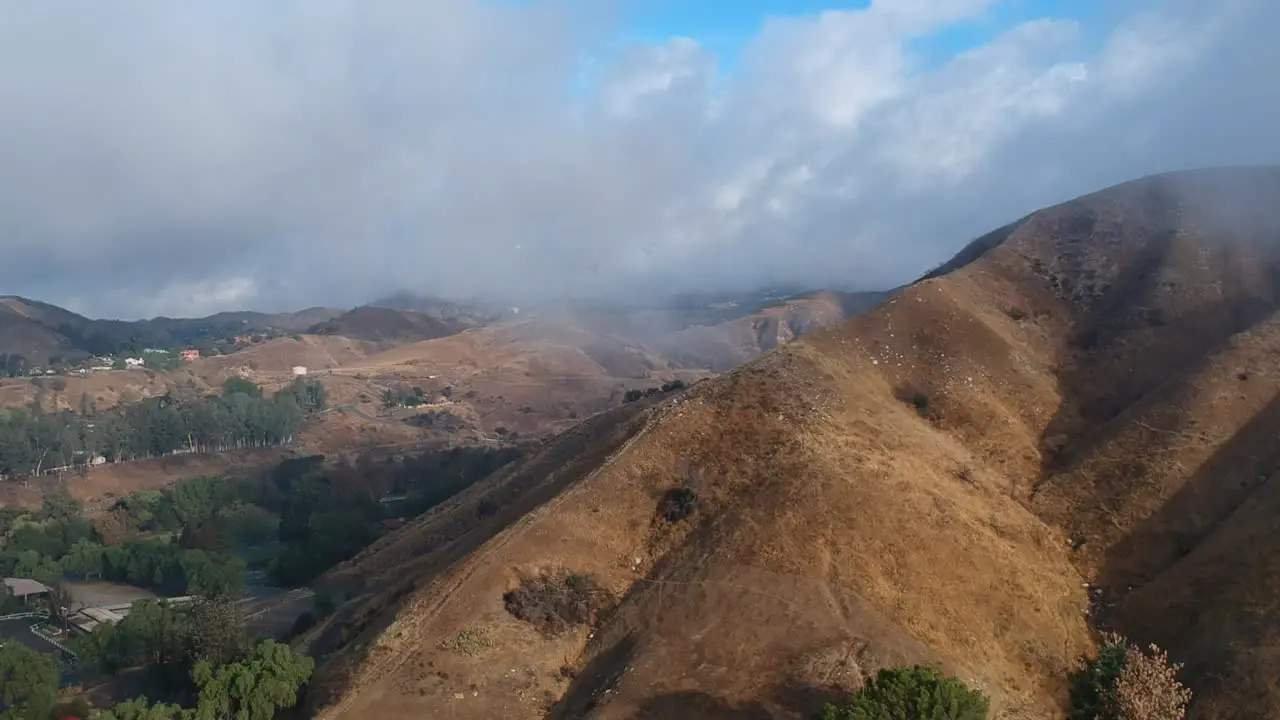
[41,485,82,522]
[181,550,246,599]
[0,643,59,720]
[190,641,314,720]
[63,538,106,578]
[188,596,245,668]
[821,666,990,720]
[221,377,262,399]
[101,697,189,720]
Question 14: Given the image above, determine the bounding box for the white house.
[291,366,308,376]
[124,357,144,368]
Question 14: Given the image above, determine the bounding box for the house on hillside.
[180,349,200,361]
[124,357,144,368]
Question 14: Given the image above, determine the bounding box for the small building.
[291,366,308,376]
[4,577,50,602]
[180,349,200,361]
[124,357,144,368]
[67,606,127,635]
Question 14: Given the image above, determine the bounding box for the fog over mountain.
[1,0,1277,319]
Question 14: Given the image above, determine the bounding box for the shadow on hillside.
[1098,390,1280,591]
[634,692,773,719]
[1095,390,1280,615]
[1036,230,1280,484]
[1085,392,1280,717]
[546,635,638,719]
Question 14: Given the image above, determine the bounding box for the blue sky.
[623,0,1105,72]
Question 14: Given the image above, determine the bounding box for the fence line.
[0,611,47,621]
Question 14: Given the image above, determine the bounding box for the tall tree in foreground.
[190,640,314,720]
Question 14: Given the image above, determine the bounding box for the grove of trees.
[0,488,246,600]
[0,376,327,477]
[71,593,314,719]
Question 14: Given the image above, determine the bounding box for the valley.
[4,168,1280,718]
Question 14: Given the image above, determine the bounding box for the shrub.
[503,571,612,636]
[1070,634,1128,719]
[1070,633,1191,720]
[1105,642,1192,720]
[659,487,698,523]
[438,627,495,657]
[821,665,989,720]
[1007,307,1028,321]
[909,393,931,416]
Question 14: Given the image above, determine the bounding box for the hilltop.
[0,295,341,367]
[308,305,470,344]
[300,166,1280,719]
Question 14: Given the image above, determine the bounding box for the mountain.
[0,296,342,366]
[308,306,470,344]
[301,167,1280,719]
[370,291,508,327]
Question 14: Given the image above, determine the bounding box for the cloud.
[0,0,1276,318]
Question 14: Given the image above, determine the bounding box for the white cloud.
[0,0,1276,317]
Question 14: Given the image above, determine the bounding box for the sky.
[0,0,1277,319]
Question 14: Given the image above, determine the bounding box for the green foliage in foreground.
[0,643,59,720]
[99,641,314,720]
[1069,636,1128,719]
[821,665,990,720]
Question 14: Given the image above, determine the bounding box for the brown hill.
[309,305,469,344]
[650,290,889,371]
[0,295,342,366]
[302,166,1280,720]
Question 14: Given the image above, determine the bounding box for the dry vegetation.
[289,167,1280,719]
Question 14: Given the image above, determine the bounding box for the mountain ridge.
[302,166,1280,719]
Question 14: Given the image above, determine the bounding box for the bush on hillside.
[503,571,612,636]
[659,487,698,523]
[820,665,989,720]
[1071,633,1191,720]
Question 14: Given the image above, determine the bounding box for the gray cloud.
[0,0,1276,318]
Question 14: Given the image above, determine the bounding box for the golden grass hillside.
[303,166,1280,719]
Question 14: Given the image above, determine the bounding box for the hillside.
[0,296,342,366]
[301,166,1280,719]
[309,305,470,344]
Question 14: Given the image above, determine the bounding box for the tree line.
[0,595,314,720]
[0,376,327,477]
[0,488,246,602]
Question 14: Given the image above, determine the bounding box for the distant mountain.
[369,292,507,327]
[307,305,469,344]
[0,296,343,367]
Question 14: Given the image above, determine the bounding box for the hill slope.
[0,296,342,365]
[309,306,469,344]
[303,166,1280,719]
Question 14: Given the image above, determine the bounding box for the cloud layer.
[0,0,1277,318]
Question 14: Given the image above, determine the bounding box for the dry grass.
[437,627,496,657]
[298,169,1280,720]
[1105,638,1192,720]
